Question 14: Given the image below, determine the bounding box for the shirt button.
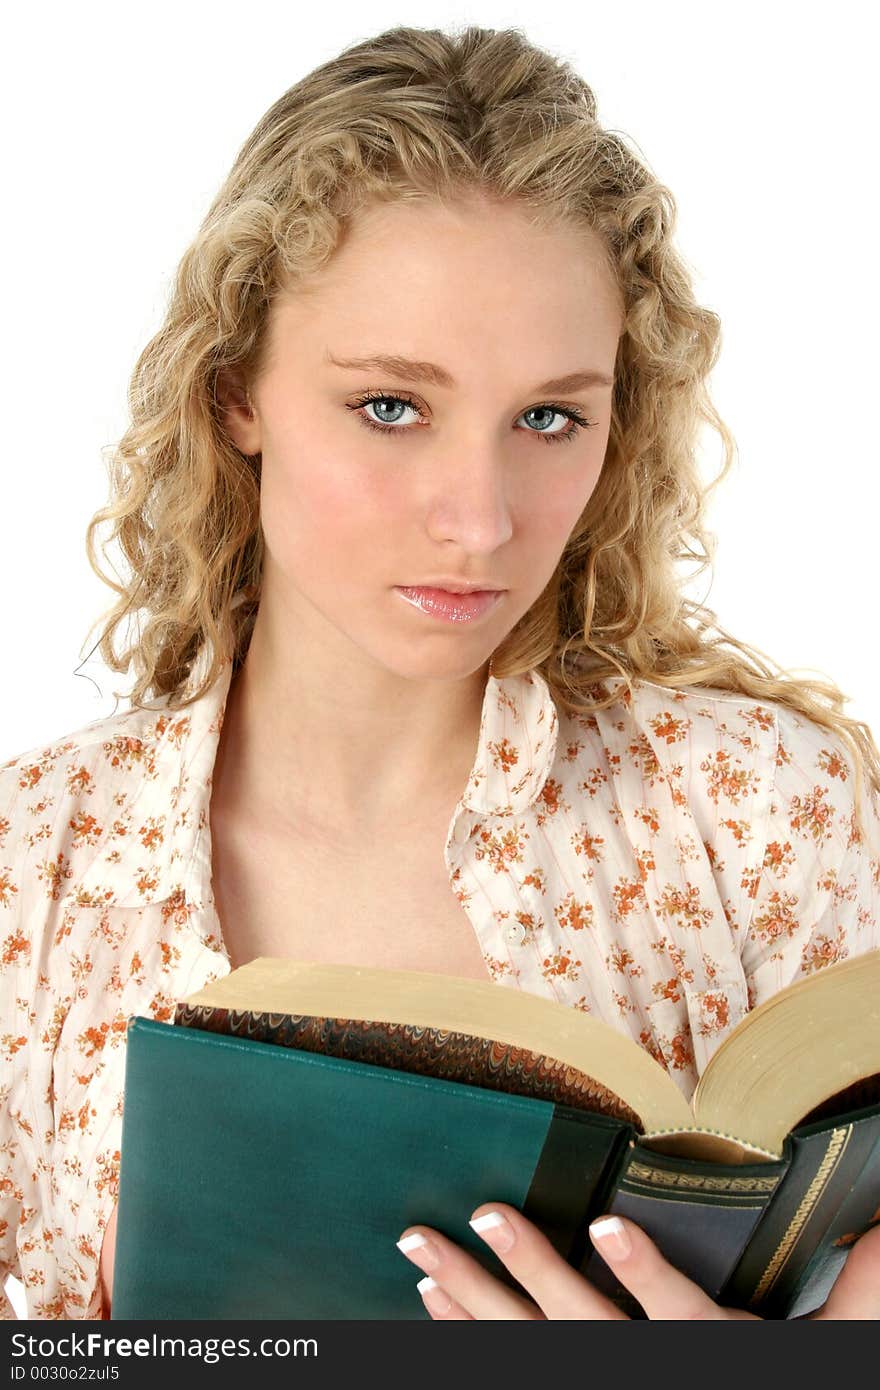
[504,922,525,945]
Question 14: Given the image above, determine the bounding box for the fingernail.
[396,1232,440,1271]
[589,1215,631,1260]
[417,1275,452,1314]
[469,1209,515,1253]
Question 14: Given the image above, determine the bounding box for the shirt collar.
[461,666,559,816]
[72,641,560,910]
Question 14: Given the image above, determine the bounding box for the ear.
[215,367,262,456]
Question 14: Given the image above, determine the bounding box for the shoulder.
[1,698,179,820]
[554,674,782,814]
[0,697,183,918]
[562,673,868,807]
[554,672,878,879]
[767,696,876,832]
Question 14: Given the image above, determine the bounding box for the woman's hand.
[395,1205,880,1320]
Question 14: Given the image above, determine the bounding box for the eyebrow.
[326,351,614,396]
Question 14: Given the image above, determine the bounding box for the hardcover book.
[109,950,880,1320]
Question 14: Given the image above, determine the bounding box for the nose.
[423,437,515,554]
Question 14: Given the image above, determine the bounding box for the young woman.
[2,24,878,1322]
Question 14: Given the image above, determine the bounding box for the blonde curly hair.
[83,22,880,847]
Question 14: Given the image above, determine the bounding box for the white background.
[3,0,877,1318]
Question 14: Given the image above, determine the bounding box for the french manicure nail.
[469,1209,515,1253]
[396,1232,440,1270]
[589,1215,631,1260]
[417,1275,452,1314]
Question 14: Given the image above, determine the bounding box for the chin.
[363,643,494,684]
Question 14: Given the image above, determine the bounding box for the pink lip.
[394,586,504,623]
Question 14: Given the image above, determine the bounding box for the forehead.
[271,196,623,354]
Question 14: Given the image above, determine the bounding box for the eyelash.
[345,390,599,445]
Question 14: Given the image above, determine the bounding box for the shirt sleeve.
[1,759,26,1320]
[740,704,880,1007]
[0,756,39,1317]
[0,1129,23,1320]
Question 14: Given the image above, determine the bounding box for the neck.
[211,600,491,840]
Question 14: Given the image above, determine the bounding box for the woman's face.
[223,194,623,683]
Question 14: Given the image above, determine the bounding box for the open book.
[108,950,880,1321]
[177,949,880,1163]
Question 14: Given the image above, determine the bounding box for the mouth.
[394,586,504,624]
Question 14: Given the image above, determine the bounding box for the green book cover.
[110,1017,630,1319]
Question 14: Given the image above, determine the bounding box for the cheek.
[526,456,602,548]
[259,445,401,562]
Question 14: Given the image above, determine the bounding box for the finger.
[397,1218,548,1319]
[457,1205,628,1319]
[588,1216,755,1321]
[812,1222,880,1320]
[415,1275,475,1320]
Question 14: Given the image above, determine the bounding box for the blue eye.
[346,391,598,444]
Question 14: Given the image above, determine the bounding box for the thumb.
[813,1220,880,1320]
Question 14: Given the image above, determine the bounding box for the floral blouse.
[2,644,878,1319]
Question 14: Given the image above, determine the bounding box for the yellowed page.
[692,950,880,1152]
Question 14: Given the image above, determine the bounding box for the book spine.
[576,1142,788,1318]
[720,1103,880,1318]
[521,1112,633,1271]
